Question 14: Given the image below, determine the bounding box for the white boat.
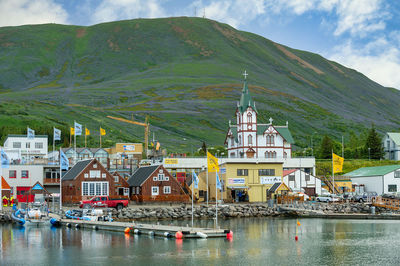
[25,201,50,226]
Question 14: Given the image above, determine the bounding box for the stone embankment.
[114,202,391,221]
[0,211,12,223]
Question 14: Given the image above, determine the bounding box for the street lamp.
[368,147,371,161]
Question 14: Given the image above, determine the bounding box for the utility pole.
[342,135,344,158]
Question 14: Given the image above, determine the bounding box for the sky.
[1,0,399,89]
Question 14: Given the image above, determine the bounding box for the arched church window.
[248,135,252,145]
[247,112,252,124]
[271,135,275,145]
[283,152,287,158]
[231,137,235,146]
[239,135,242,145]
[272,151,277,158]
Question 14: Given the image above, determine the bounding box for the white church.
[225,72,294,159]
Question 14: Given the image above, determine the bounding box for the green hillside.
[0,17,399,152]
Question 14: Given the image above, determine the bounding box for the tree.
[364,126,384,159]
[318,135,334,159]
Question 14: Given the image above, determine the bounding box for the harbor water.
[1,217,400,265]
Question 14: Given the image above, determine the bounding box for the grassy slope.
[0,17,400,151]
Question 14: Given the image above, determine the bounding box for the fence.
[130,194,190,203]
[373,196,400,210]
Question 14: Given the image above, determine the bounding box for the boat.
[11,209,26,226]
[65,208,113,222]
[24,201,51,226]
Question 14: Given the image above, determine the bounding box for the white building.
[225,76,294,159]
[282,169,321,196]
[346,165,400,195]
[3,134,48,161]
[383,133,400,160]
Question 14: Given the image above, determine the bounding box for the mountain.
[0,17,399,152]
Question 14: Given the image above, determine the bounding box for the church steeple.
[238,70,257,113]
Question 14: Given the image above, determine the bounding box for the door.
[118,188,124,196]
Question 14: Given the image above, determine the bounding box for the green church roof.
[346,165,400,177]
[228,126,238,142]
[238,80,257,113]
[256,125,294,144]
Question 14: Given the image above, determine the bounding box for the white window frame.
[124,188,129,196]
[82,183,89,196]
[151,186,159,196]
[136,187,140,194]
[82,182,109,196]
[35,142,43,149]
[163,186,171,194]
[89,170,100,178]
[114,176,119,183]
[165,175,169,181]
[158,174,164,181]
[102,173,106,178]
[153,176,157,181]
[93,164,97,168]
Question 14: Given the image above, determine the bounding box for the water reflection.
[2,219,400,265]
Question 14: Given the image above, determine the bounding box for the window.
[283,152,287,159]
[231,137,234,146]
[89,183,95,195]
[84,173,88,178]
[259,169,275,176]
[305,174,310,182]
[136,187,140,194]
[152,186,159,196]
[237,169,248,176]
[124,188,129,196]
[96,183,101,196]
[289,175,295,182]
[388,184,397,192]
[163,186,171,194]
[266,135,275,145]
[158,174,165,181]
[239,135,242,145]
[102,173,106,178]
[102,183,108,195]
[13,142,21,148]
[387,140,391,150]
[89,170,100,178]
[21,170,29,178]
[132,187,136,195]
[9,170,16,178]
[114,176,119,183]
[248,135,252,145]
[35,142,43,149]
[247,112,252,124]
[395,171,400,178]
[82,183,89,195]
[165,175,169,181]
[153,176,157,181]
[26,142,30,148]
[93,164,97,168]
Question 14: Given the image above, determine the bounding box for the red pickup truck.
[79,196,129,210]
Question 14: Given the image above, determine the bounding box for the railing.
[373,196,400,210]
[43,178,60,184]
[130,194,190,203]
[277,195,305,204]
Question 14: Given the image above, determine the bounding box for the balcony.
[43,178,60,185]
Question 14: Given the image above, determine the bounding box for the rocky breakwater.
[281,202,393,215]
[0,211,12,223]
[115,204,282,221]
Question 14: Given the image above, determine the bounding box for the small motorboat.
[65,208,113,222]
[25,201,50,226]
[11,209,26,226]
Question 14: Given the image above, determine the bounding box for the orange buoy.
[124,227,131,234]
[226,231,233,239]
[175,231,183,239]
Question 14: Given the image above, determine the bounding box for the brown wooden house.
[110,171,130,197]
[62,158,117,203]
[128,165,189,203]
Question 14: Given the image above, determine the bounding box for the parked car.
[316,194,340,202]
[79,196,129,210]
[353,192,378,202]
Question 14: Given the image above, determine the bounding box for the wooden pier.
[51,214,231,239]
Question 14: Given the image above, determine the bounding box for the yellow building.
[198,160,283,203]
[105,143,143,161]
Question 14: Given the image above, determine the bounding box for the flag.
[100,127,106,136]
[216,172,222,190]
[85,128,90,136]
[74,122,82,136]
[156,142,160,151]
[332,153,344,173]
[1,149,9,168]
[60,149,69,171]
[54,127,61,141]
[207,151,219,172]
[297,220,301,226]
[27,127,35,139]
[192,171,199,189]
[70,127,75,136]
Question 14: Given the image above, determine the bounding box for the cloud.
[189,0,266,28]
[0,0,68,26]
[329,37,400,89]
[90,0,166,25]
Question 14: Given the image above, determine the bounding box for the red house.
[128,165,189,202]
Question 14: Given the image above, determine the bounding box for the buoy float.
[164,232,172,238]
[175,231,183,239]
[93,226,98,230]
[295,235,298,241]
[196,232,208,239]
[124,227,130,234]
[75,224,80,229]
[66,223,71,228]
[148,231,154,236]
[226,231,233,239]
[133,229,140,234]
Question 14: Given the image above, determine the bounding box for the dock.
[51,214,231,239]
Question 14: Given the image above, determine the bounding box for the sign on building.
[123,145,135,151]
[260,176,282,184]
[164,159,178,164]
[228,178,245,185]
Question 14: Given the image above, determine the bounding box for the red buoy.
[226,231,233,239]
[175,231,183,239]
[295,235,298,241]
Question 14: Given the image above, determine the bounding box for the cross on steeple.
[269,117,273,124]
[242,70,248,80]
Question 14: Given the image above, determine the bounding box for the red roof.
[282,169,298,177]
[1,177,11,190]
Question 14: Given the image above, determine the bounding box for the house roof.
[283,169,297,177]
[387,133,400,145]
[62,159,93,181]
[346,165,400,177]
[269,182,286,193]
[256,125,294,144]
[238,80,257,113]
[6,134,48,139]
[127,165,159,186]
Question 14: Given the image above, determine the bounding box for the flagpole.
[215,172,218,228]
[85,126,87,148]
[332,150,335,194]
[206,149,209,207]
[74,121,77,164]
[0,150,3,212]
[53,127,55,164]
[70,129,72,148]
[59,147,62,211]
[100,127,102,148]
[191,171,194,228]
